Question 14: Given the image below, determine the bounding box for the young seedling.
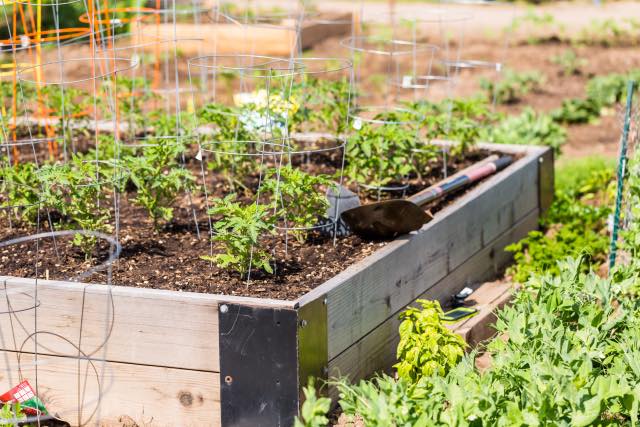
[394,299,465,383]
[36,157,112,257]
[199,103,257,189]
[261,165,334,242]
[551,49,587,76]
[126,137,195,229]
[346,120,417,189]
[203,194,276,275]
[481,70,545,104]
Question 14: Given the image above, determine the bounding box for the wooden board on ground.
[131,12,352,56]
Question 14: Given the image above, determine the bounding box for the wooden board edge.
[0,276,296,309]
[295,146,542,308]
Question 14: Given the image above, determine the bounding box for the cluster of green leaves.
[1,134,196,253]
[261,165,334,243]
[294,380,331,427]
[551,49,588,76]
[102,76,157,133]
[198,103,257,186]
[506,157,614,283]
[286,76,352,134]
[0,402,25,427]
[577,18,640,47]
[552,69,640,125]
[205,165,334,275]
[586,70,640,109]
[481,70,545,104]
[481,108,567,154]
[506,9,565,45]
[332,253,640,426]
[204,194,276,275]
[0,155,112,256]
[410,97,499,154]
[126,137,195,229]
[395,299,466,383]
[345,119,419,188]
[551,97,602,125]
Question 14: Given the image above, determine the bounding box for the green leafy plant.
[36,157,112,256]
[577,18,640,47]
[346,119,418,188]
[0,161,40,222]
[506,157,614,283]
[126,137,195,229]
[410,97,498,154]
[586,70,640,108]
[203,194,276,275]
[335,253,640,426]
[103,76,156,134]
[294,379,331,427]
[551,97,602,124]
[285,76,352,135]
[482,108,566,154]
[40,85,91,146]
[507,9,565,45]
[261,165,334,242]
[395,299,465,383]
[0,402,25,427]
[198,103,257,187]
[480,70,544,104]
[551,49,587,76]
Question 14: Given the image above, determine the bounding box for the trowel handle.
[409,155,513,207]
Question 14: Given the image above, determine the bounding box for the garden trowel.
[342,155,512,240]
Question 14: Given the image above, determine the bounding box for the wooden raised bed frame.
[131,12,352,57]
[0,142,553,426]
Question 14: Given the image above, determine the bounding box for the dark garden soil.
[0,147,498,300]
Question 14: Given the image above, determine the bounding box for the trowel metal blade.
[340,199,433,240]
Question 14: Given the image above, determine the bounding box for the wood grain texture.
[452,284,514,348]
[328,208,539,385]
[0,278,294,372]
[0,350,220,427]
[319,149,545,360]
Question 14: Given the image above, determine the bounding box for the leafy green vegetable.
[126,137,195,229]
[345,120,418,188]
[204,194,276,275]
[480,69,544,104]
[395,299,465,383]
[335,254,640,426]
[506,157,613,283]
[551,49,587,76]
[482,108,567,154]
[294,379,331,427]
[261,165,334,242]
[36,157,112,256]
[551,97,602,124]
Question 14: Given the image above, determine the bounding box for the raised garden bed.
[0,141,552,426]
[131,12,352,57]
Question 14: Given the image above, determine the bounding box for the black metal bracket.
[219,303,298,427]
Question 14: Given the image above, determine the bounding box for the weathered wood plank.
[0,350,220,427]
[327,208,538,384]
[319,149,545,360]
[452,284,514,348]
[0,278,294,372]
